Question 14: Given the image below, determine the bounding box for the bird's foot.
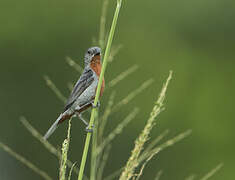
[92,101,100,108]
[85,125,94,133]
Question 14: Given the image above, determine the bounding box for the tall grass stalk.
[77,1,123,179]
[59,119,71,180]
[119,71,172,180]
[90,111,99,180]
[0,0,223,179]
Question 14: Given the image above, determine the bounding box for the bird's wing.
[64,69,94,111]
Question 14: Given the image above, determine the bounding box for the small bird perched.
[44,47,105,140]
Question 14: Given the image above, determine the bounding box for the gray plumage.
[64,68,94,111]
[43,47,101,140]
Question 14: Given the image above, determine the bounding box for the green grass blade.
[77,1,123,179]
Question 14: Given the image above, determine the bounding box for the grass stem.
[77,1,123,179]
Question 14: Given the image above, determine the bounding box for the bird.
[43,47,105,140]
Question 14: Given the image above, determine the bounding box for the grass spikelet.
[119,71,172,180]
[60,139,69,180]
[143,129,169,155]
[59,119,71,180]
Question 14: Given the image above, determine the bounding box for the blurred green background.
[0,0,235,179]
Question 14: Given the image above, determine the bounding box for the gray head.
[84,47,101,67]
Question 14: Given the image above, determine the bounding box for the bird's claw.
[85,125,94,133]
[92,101,100,108]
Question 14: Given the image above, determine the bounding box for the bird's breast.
[90,60,105,97]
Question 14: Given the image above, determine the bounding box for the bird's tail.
[43,114,63,140]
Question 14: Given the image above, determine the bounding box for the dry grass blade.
[185,174,196,180]
[138,130,192,163]
[143,129,169,155]
[154,170,163,180]
[200,163,223,180]
[98,91,116,142]
[0,142,52,180]
[99,0,109,49]
[108,65,139,88]
[20,117,80,175]
[68,162,77,180]
[111,78,154,113]
[97,108,139,155]
[135,153,155,180]
[20,117,59,156]
[133,130,191,180]
[108,44,122,62]
[43,75,67,103]
[65,56,83,73]
[97,145,112,180]
[119,71,172,180]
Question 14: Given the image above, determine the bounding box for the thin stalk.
[90,111,99,180]
[43,75,67,103]
[200,164,223,180]
[119,71,172,180]
[59,119,72,180]
[77,1,123,179]
[99,0,109,49]
[154,170,163,180]
[97,145,112,180]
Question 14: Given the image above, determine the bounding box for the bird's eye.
[88,50,92,55]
